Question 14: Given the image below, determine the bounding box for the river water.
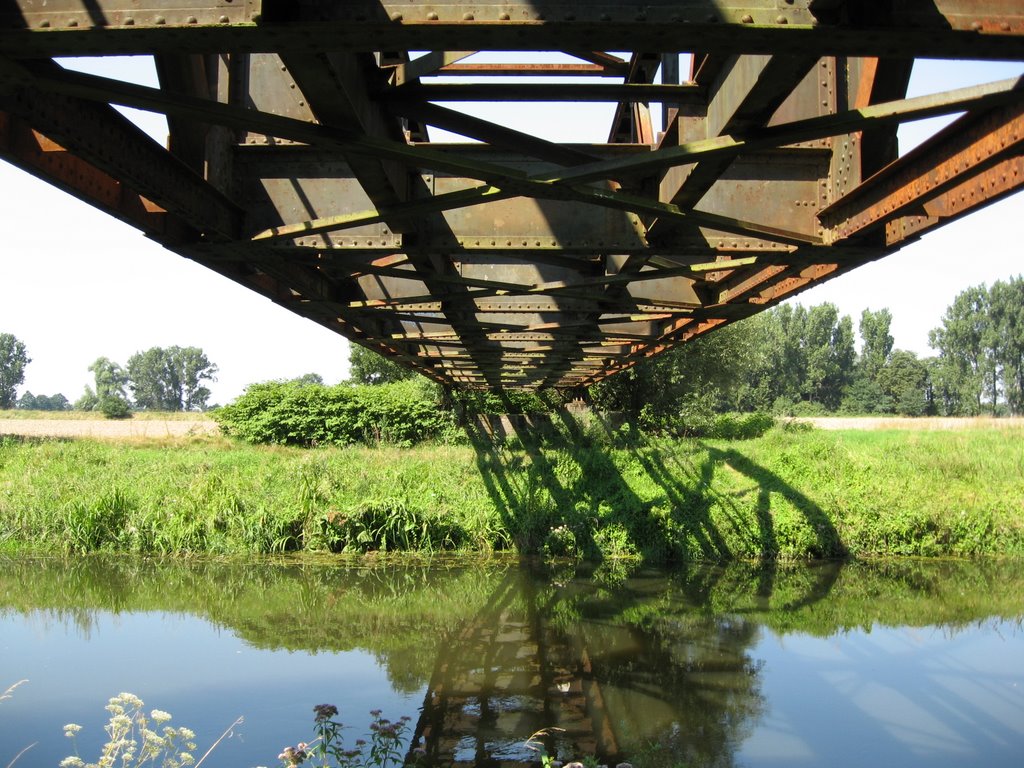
[1,556,1022,767]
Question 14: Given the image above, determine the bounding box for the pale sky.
[1,55,1021,405]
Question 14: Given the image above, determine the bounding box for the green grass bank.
[1,423,1022,560]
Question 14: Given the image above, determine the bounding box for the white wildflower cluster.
[61,693,198,768]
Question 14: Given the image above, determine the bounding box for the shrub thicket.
[214,379,457,447]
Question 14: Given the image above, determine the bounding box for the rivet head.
[971,21,983,30]
[741,14,753,23]
[462,12,474,21]
[1001,22,1011,31]
[123,17,134,26]
[67,19,78,27]
[40,19,50,28]
[390,12,403,21]
[154,16,165,25]
[777,15,788,24]
[499,12,510,20]
[187,16,197,24]
[426,12,438,21]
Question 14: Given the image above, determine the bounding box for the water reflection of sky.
[742,623,1024,767]
[4,559,1024,768]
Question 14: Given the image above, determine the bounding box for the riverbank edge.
[2,424,1022,560]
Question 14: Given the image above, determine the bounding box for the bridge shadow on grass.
[465,410,845,564]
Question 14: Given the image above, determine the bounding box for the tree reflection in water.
[3,556,1022,767]
[409,561,841,767]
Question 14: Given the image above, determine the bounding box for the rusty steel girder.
[1,1,1022,390]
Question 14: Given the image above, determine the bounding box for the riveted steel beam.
[2,1,1023,391]
[0,109,174,238]
[2,2,1024,59]
[820,100,1024,243]
[0,60,243,240]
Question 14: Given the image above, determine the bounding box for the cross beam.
[1,0,1022,390]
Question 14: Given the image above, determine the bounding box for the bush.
[708,412,776,440]
[99,395,132,420]
[214,379,457,447]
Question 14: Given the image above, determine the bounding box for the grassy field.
[1,421,1022,561]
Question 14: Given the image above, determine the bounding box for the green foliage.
[15,391,70,411]
[877,349,929,416]
[452,388,565,415]
[278,705,412,768]
[99,395,132,420]
[590,318,767,419]
[0,332,30,409]
[991,276,1024,414]
[128,345,218,411]
[2,425,1023,561]
[64,488,137,550]
[706,412,775,439]
[88,357,129,401]
[329,501,467,554]
[215,379,456,447]
[925,278,1024,415]
[83,357,132,417]
[349,345,417,385]
[858,308,894,382]
[590,303,862,421]
[74,386,99,412]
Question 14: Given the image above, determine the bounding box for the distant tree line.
[3,275,1021,425]
[76,346,218,417]
[591,275,1024,428]
[346,275,1024,430]
[0,334,220,417]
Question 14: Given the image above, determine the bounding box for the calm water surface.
[1,556,1022,767]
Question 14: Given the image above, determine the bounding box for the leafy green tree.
[16,391,70,411]
[86,357,131,417]
[74,387,99,412]
[839,377,890,415]
[858,309,894,382]
[799,304,855,411]
[127,346,217,411]
[760,304,807,408]
[589,316,770,429]
[877,350,929,416]
[88,357,128,402]
[929,285,997,415]
[0,333,31,409]
[127,347,175,410]
[924,355,965,416]
[990,276,1024,414]
[349,345,417,385]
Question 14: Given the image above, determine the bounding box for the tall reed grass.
[1,424,1022,560]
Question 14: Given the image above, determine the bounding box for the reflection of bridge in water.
[406,563,788,766]
[411,571,622,766]
[1,2,1022,390]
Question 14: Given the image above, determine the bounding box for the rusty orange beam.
[821,100,1024,242]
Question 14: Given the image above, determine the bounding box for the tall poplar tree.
[0,333,30,409]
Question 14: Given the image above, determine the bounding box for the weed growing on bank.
[1,424,1022,560]
[276,705,413,768]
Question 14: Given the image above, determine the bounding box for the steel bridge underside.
[1,1,1022,390]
